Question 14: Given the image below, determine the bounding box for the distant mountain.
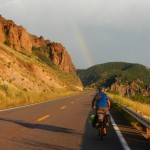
[0,15,83,102]
[77,62,150,103]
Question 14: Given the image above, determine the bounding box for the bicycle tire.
[98,123,103,141]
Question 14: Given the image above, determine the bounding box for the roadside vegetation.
[0,89,80,110]
[108,92,150,133]
[108,92,150,118]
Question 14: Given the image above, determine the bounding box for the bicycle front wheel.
[98,124,103,141]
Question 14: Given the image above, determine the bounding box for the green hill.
[77,62,150,103]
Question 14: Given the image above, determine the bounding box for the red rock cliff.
[0,15,76,73]
[49,42,76,73]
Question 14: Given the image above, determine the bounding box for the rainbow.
[72,23,94,68]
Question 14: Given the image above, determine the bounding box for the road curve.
[0,91,150,150]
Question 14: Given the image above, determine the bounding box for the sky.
[0,0,150,69]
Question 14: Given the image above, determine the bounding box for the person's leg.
[103,127,107,135]
[105,113,110,127]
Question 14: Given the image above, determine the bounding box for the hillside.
[0,15,83,108]
[0,43,82,102]
[0,15,75,73]
[77,62,150,103]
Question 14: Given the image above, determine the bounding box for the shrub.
[32,46,40,55]
[4,39,11,46]
[15,91,23,97]
[32,46,54,67]
[38,54,54,67]
[1,84,9,92]
[132,94,150,104]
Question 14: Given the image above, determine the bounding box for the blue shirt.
[96,92,109,108]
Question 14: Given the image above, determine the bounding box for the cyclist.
[92,86,111,135]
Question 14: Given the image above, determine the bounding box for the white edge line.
[0,93,82,112]
[110,114,131,150]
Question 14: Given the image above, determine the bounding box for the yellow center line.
[60,106,66,110]
[37,115,50,122]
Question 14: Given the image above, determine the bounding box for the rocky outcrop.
[0,15,46,52]
[110,78,150,97]
[0,23,5,43]
[0,15,76,73]
[49,43,76,73]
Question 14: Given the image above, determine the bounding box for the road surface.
[0,91,150,150]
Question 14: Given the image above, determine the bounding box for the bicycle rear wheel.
[99,128,103,140]
[98,123,103,141]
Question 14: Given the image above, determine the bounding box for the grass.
[108,93,150,119]
[0,89,81,110]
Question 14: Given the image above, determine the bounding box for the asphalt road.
[0,91,150,150]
